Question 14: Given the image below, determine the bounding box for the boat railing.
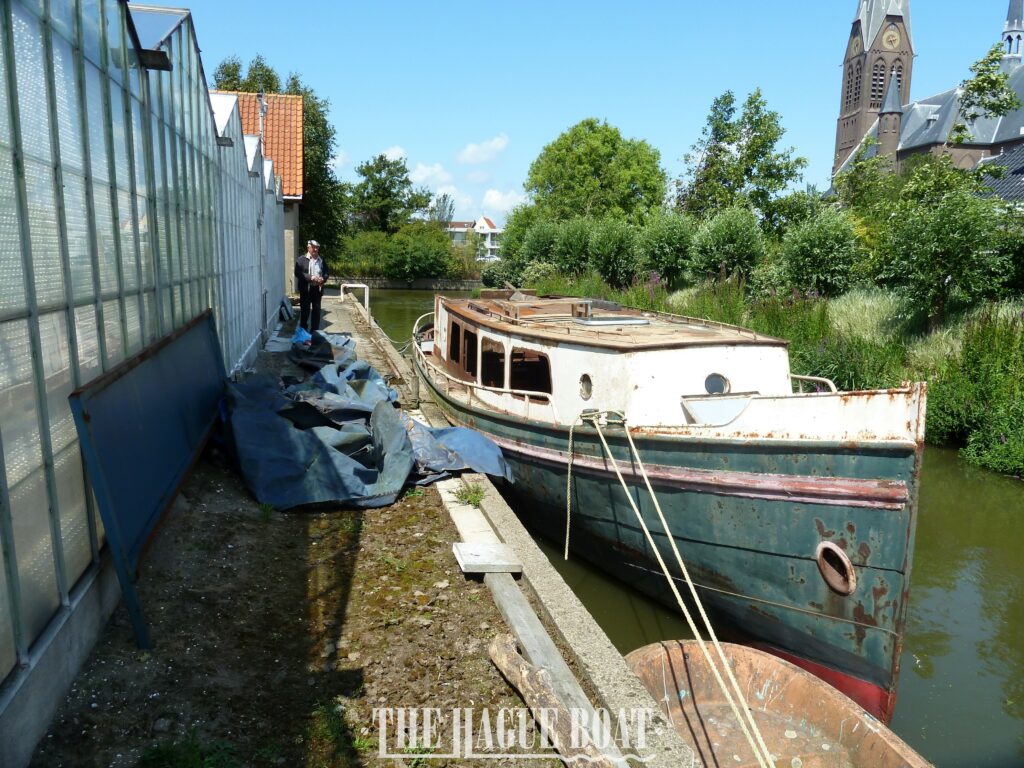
[790,374,838,394]
[412,312,561,422]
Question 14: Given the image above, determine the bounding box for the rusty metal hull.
[416,359,924,723]
[626,641,931,767]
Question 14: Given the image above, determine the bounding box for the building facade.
[446,216,502,261]
[835,0,1024,178]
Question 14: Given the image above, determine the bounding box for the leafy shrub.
[588,218,638,288]
[691,207,765,279]
[337,231,389,277]
[521,261,560,287]
[782,207,861,297]
[520,220,560,265]
[747,256,790,299]
[551,218,593,276]
[383,222,453,282]
[481,260,512,288]
[635,212,696,288]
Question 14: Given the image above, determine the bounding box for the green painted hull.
[417,359,922,721]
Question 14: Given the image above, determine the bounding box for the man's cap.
[307,240,320,248]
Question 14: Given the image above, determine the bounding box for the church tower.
[834,0,914,174]
[1002,0,1024,73]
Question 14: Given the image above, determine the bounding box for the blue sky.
[182,0,1011,223]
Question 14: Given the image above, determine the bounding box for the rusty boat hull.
[626,640,931,767]
[416,358,925,723]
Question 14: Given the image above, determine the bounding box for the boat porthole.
[580,373,593,401]
[704,373,730,395]
[815,542,857,597]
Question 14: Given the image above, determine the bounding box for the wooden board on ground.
[454,542,523,574]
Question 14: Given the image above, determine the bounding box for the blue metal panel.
[68,310,225,647]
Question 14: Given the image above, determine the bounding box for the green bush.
[588,218,638,288]
[481,260,512,288]
[551,218,593,276]
[635,212,696,288]
[667,278,748,326]
[691,207,765,279]
[747,255,790,299]
[521,261,560,287]
[337,231,389,277]
[383,222,453,282]
[520,220,560,265]
[782,207,861,297]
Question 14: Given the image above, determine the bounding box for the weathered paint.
[417,356,924,723]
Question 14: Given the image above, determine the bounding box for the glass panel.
[62,173,94,302]
[159,287,171,330]
[50,0,76,43]
[80,0,102,66]
[109,86,129,188]
[52,34,84,174]
[104,0,124,83]
[0,152,26,315]
[0,6,10,149]
[11,3,51,164]
[38,312,75,455]
[24,159,66,310]
[124,294,141,354]
[102,299,122,366]
[0,539,15,680]
[93,183,117,296]
[117,188,137,292]
[54,442,91,586]
[74,304,102,384]
[142,291,157,343]
[127,7,186,50]
[138,195,154,289]
[0,319,58,644]
[85,63,108,183]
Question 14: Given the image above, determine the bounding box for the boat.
[412,291,926,722]
[626,640,931,767]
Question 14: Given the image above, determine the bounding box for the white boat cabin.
[413,293,925,444]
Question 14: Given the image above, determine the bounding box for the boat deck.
[443,296,788,350]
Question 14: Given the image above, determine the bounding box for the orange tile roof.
[213,90,304,199]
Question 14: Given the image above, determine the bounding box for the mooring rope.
[564,416,579,560]
[584,411,776,768]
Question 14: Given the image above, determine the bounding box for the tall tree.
[211,55,242,90]
[428,192,456,228]
[524,118,666,222]
[240,54,281,94]
[949,44,1022,145]
[676,89,807,232]
[352,155,431,233]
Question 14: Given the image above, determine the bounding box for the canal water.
[369,288,1024,768]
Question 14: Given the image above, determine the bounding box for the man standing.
[295,240,329,333]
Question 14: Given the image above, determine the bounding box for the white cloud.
[465,170,492,184]
[457,133,509,164]
[330,150,350,174]
[383,145,406,160]
[409,162,453,186]
[482,188,526,215]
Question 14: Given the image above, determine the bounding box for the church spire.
[1003,0,1024,72]
[856,0,914,53]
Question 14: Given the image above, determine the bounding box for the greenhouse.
[0,0,286,761]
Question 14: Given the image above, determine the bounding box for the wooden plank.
[453,542,522,574]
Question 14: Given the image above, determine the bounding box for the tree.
[635,212,696,288]
[551,218,593,277]
[211,56,242,90]
[676,89,807,231]
[429,193,456,228]
[525,119,666,222]
[241,54,281,94]
[352,155,431,233]
[520,220,560,266]
[782,207,861,297]
[881,187,1006,330]
[383,222,454,282]
[691,206,765,279]
[949,45,1022,145]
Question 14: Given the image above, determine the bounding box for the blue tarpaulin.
[227,332,511,510]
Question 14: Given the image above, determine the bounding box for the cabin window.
[705,373,731,395]
[510,348,552,394]
[481,338,506,388]
[449,321,461,364]
[579,374,593,401]
[463,329,478,378]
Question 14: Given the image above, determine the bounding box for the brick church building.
[833,0,1024,181]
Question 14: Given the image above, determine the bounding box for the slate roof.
[856,0,913,51]
[212,91,304,199]
[981,144,1024,200]
[881,76,904,115]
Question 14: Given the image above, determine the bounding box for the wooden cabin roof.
[441,296,788,351]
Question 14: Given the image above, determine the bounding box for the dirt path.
[31,310,558,768]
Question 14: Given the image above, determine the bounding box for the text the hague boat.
[412,290,927,723]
